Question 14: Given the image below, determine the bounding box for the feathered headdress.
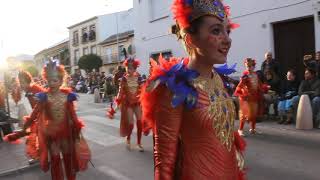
[42,58,66,80]
[172,0,238,30]
[123,57,140,69]
[244,58,256,67]
[18,70,32,84]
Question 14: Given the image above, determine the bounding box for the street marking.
[97,166,131,180]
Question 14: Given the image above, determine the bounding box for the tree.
[78,54,103,73]
[22,65,39,77]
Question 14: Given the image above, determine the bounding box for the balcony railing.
[101,53,125,65]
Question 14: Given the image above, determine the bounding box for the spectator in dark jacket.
[292,68,320,127]
[304,52,320,79]
[261,52,280,78]
[277,69,300,124]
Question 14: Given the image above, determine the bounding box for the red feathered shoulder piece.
[140,55,189,133]
[29,83,45,94]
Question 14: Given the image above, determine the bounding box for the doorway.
[273,16,315,81]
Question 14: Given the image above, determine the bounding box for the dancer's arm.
[154,89,183,180]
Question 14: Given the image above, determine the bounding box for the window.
[83,47,89,55]
[89,25,96,41]
[91,46,97,54]
[82,27,88,43]
[74,49,80,65]
[118,45,127,61]
[150,0,169,21]
[105,48,112,63]
[73,31,79,45]
[150,50,172,62]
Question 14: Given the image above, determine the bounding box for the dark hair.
[305,68,316,75]
[287,69,296,76]
[172,16,205,39]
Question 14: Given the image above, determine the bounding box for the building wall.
[133,0,186,74]
[69,18,99,73]
[134,0,320,75]
[100,36,134,75]
[69,10,134,73]
[226,0,320,75]
[34,40,69,72]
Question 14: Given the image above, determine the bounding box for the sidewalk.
[0,141,39,177]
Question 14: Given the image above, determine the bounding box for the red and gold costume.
[234,58,268,134]
[17,70,45,160]
[141,56,246,180]
[0,83,5,109]
[114,58,143,150]
[5,60,90,180]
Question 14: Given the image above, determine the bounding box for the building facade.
[134,0,320,78]
[133,0,187,74]
[68,9,133,73]
[34,38,70,72]
[99,30,134,75]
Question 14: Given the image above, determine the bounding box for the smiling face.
[187,16,232,65]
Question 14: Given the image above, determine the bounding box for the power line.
[232,0,312,19]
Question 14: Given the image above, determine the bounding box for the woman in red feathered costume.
[112,57,144,152]
[0,83,5,109]
[5,60,90,180]
[140,0,246,179]
[235,58,269,136]
[14,70,45,164]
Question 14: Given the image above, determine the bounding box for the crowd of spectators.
[258,51,320,128]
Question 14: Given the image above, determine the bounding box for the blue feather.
[154,58,199,109]
[185,0,193,6]
[35,92,47,103]
[215,63,237,75]
[68,92,78,102]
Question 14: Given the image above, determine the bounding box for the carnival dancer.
[112,57,144,151]
[140,0,246,179]
[0,83,5,109]
[5,60,90,180]
[16,70,45,164]
[235,58,269,136]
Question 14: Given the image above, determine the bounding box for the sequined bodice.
[177,71,238,179]
[126,76,139,94]
[192,71,236,151]
[47,92,67,123]
[248,73,259,90]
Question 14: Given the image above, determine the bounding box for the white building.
[68,9,133,73]
[134,0,320,78]
[133,0,187,74]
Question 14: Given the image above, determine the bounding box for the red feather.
[140,56,188,133]
[172,0,193,29]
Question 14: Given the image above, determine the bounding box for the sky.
[0,0,133,65]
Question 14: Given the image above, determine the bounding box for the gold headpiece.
[172,0,230,29]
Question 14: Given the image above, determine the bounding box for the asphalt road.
[1,93,320,180]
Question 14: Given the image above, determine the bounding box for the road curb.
[0,163,39,177]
